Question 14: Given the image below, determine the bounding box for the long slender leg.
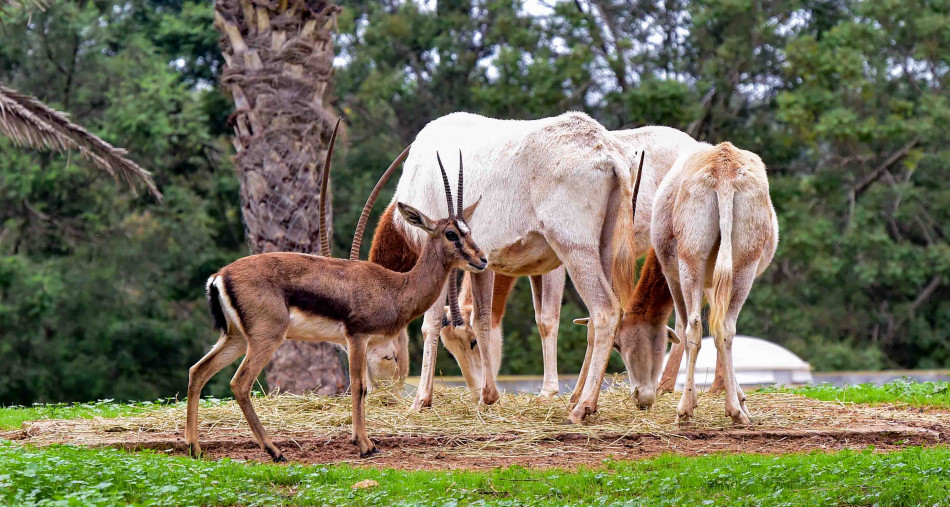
[557,247,621,424]
[470,270,500,405]
[676,257,706,425]
[716,264,757,424]
[569,320,595,404]
[395,328,409,388]
[488,274,517,378]
[703,289,727,394]
[346,335,378,456]
[231,330,286,462]
[657,283,687,395]
[530,266,566,398]
[409,281,452,412]
[186,332,246,457]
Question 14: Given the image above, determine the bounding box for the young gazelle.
[652,142,778,424]
[186,153,485,460]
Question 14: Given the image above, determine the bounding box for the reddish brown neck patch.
[625,248,673,325]
[369,203,420,272]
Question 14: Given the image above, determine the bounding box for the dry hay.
[10,378,949,464]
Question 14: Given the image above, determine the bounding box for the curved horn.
[436,151,455,217]
[445,268,464,327]
[456,150,464,217]
[631,150,646,223]
[349,144,411,260]
[319,116,342,257]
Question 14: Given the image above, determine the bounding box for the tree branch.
[852,135,921,201]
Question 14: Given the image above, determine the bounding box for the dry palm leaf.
[0,84,161,199]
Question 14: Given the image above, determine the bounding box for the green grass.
[762,379,950,408]
[0,399,173,431]
[0,397,232,431]
[0,441,948,505]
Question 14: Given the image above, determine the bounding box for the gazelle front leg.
[530,266,566,398]
[470,270,500,405]
[346,334,378,457]
[409,281,452,412]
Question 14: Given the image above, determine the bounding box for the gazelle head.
[397,151,487,273]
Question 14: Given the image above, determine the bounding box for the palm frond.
[0,84,161,199]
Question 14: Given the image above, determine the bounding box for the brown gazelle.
[186,152,486,460]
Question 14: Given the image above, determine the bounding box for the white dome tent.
[664,336,813,389]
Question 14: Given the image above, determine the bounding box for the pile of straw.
[81,380,941,438]
[12,379,945,458]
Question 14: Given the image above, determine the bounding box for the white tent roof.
[663,336,812,387]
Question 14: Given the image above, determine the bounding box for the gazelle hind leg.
[676,258,706,425]
[531,266,566,398]
[186,332,246,457]
[716,264,758,425]
[230,329,287,462]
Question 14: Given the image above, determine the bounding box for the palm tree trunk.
[214,0,346,395]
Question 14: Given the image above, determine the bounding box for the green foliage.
[0,399,170,430]
[763,379,950,408]
[1,441,949,505]
[1,0,949,404]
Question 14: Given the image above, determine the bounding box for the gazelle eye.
[445,230,458,241]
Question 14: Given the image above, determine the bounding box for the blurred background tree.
[0,0,947,405]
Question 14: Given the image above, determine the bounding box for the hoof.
[407,399,431,413]
[272,454,287,463]
[675,414,692,426]
[480,392,499,406]
[730,413,751,426]
[359,446,380,458]
[568,402,594,424]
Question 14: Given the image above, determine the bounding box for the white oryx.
[358,111,639,423]
[430,126,702,408]
[652,141,779,424]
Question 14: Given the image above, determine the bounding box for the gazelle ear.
[666,326,681,344]
[397,202,437,235]
[572,317,590,326]
[461,195,481,223]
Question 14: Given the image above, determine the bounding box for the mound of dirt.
[6,388,948,470]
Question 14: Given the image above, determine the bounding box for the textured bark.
[215,0,346,395]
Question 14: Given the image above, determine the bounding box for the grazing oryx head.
[397,151,486,273]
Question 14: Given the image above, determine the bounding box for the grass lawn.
[768,379,950,408]
[2,380,949,505]
[1,441,948,506]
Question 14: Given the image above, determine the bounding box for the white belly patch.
[286,309,346,345]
